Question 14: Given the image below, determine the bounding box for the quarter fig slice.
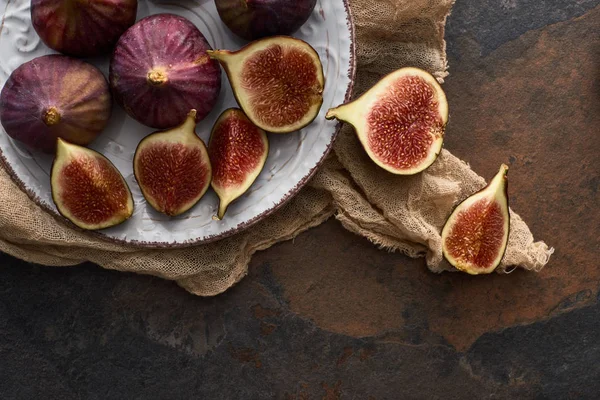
[208,108,269,219]
[325,67,448,175]
[51,139,134,230]
[441,164,510,275]
[207,36,324,133]
[133,110,212,216]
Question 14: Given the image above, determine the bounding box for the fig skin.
[110,14,222,130]
[133,110,212,216]
[215,0,317,41]
[326,67,448,175]
[208,36,324,134]
[51,138,134,230]
[0,55,112,153]
[31,0,137,57]
[208,108,269,219]
[441,164,510,275]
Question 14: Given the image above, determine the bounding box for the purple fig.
[215,0,317,41]
[109,14,222,129]
[31,0,138,57]
[0,55,112,153]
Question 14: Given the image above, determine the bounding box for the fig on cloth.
[208,36,324,134]
[326,67,448,175]
[51,139,134,230]
[110,14,221,129]
[441,164,510,274]
[0,55,111,153]
[133,110,212,216]
[208,108,269,219]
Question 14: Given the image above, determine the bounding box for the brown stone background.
[0,0,599,398]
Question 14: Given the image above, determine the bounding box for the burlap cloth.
[0,0,553,296]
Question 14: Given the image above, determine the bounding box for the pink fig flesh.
[326,67,448,175]
[208,37,324,133]
[0,55,111,153]
[208,108,269,219]
[133,110,212,216]
[31,0,137,57]
[215,0,317,40]
[441,164,510,274]
[110,14,222,129]
[51,139,134,230]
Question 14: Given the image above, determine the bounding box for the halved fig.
[110,14,222,129]
[133,110,212,216]
[51,138,134,230]
[441,164,510,275]
[208,108,269,219]
[325,67,448,175]
[207,36,324,133]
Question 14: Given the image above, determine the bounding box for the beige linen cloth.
[0,0,553,296]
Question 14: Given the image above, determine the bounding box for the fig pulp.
[110,14,222,129]
[0,55,111,153]
[215,0,317,41]
[208,36,324,133]
[31,0,137,57]
[133,110,212,216]
[51,139,134,230]
[326,67,448,175]
[441,164,510,275]
[208,108,269,219]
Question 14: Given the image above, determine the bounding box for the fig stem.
[147,69,168,86]
[43,107,61,126]
[325,107,339,120]
[206,50,230,61]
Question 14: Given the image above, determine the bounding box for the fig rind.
[51,139,134,230]
[31,0,137,57]
[325,67,448,175]
[208,108,269,219]
[0,55,112,153]
[110,14,222,129]
[133,110,212,216]
[441,164,510,275]
[208,36,324,134]
[215,0,317,41]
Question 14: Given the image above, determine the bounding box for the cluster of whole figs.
[0,0,511,274]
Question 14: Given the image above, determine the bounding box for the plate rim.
[0,0,357,248]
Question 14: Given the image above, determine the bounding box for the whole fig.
[31,0,138,57]
[215,0,317,41]
[0,55,112,153]
[110,14,222,129]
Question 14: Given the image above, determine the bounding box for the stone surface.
[1,0,599,398]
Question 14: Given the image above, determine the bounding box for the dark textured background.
[1,0,599,398]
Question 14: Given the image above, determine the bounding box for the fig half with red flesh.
[215,0,317,41]
[207,36,324,133]
[31,0,137,57]
[110,14,222,129]
[326,67,448,175]
[51,138,134,230]
[441,164,510,275]
[0,55,111,153]
[133,110,212,216]
[208,108,269,219]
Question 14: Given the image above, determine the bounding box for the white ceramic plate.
[0,0,355,246]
